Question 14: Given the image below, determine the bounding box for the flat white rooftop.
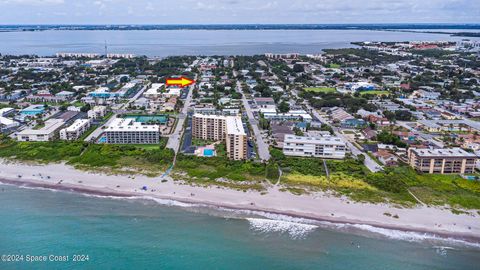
[284,134,345,146]
[105,118,159,132]
[18,119,64,135]
[226,116,246,136]
[411,148,477,158]
[64,119,90,132]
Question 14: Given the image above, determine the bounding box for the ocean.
[0,184,479,270]
[0,29,479,57]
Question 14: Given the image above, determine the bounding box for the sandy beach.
[1,159,479,242]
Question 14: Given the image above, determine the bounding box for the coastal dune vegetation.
[0,135,173,176]
[1,135,480,209]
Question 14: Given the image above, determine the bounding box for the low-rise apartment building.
[59,119,91,140]
[407,148,477,174]
[104,118,160,144]
[17,119,65,142]
[283,134,347,159]
[191,113,247,160]
[87,106,107,119]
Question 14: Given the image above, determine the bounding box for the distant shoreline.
[0,24,479,33]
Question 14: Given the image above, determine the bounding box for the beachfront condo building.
[225,116,248,160]
[192,113,247,160]
[59,119,91,140]
[192,113,226,141]
[104,118,160,144]
[17,119,65,142]
[283,134,347,159]
[407,148,477,174]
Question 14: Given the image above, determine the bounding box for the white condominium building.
[87,106,107,119]
[191,113,247,160]
[225,116,248,160]
[17,119,65,142]
[283,134,347,159]
[59,119,91,140]
[104,118,160,144]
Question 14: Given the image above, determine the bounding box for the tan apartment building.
[407,148,477,174]
[192,113,226,141]
[192,113,247,160]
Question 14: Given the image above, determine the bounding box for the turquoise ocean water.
[0,184,479,270]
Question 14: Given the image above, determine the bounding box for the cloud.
[0,0,478,24]
[0,0,64,4]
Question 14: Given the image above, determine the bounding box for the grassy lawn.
[304,87,337,93]
[328,63,341,68]
[359,90,390,96]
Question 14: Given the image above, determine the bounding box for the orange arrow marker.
[166,76,195,87]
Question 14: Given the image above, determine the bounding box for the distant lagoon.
[0,29,479,57]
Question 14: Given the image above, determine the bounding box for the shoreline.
[1,160,480,243]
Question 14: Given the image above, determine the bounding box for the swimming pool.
[203,149,214,157]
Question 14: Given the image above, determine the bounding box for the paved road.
[166,78,195,153]
[292,89,383,173]
[84,113,117,142]
[235,75,271,161]
[396,121,444,148]
[84,84,148,142]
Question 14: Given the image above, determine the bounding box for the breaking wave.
[5,182,480,248]
[247,217,318,239]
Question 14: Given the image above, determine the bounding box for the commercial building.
[407,148,477,174]
[59,119,91,140]
[191,113,247,160]
[262,109,313,123]
[20,105,45,116]
[104,118,160,144]
[17,119,64,142]
[87,106,107,119]
[283,134,347,159]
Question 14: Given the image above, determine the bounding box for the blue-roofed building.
[295,122,308,132]
[21,105,45,116]
[87,87,121,99]
[341,118,367,128]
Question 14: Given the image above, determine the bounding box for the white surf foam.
[346,224,480,249]
[247,217,318,239]
[7,183,480,248]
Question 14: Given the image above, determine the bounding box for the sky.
[0,0,478,24]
